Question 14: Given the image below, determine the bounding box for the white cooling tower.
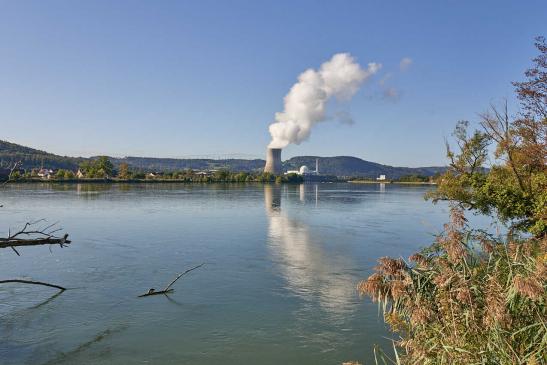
[264,148,282,175]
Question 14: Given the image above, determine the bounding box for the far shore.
[348,180,437,185]
[3,178,437,185]
[2,178,318,184]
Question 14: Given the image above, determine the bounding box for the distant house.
[76,169,85,179]
[376,174,386,181]
[37,168,54,179]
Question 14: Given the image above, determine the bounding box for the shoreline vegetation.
[4,177,437,185]
[3,155,439,185]
[355,37,546,365]
[348,180,436,185]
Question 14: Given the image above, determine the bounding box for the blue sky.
[1,1,546,166]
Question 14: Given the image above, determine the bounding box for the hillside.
[0,140,82,170]
[284,156,445,178]
[0,140,445,178]
[108,156,265,172]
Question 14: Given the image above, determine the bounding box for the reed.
[358,207,546,364]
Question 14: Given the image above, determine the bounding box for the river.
[0,183,490,364]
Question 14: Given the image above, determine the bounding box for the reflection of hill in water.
[264,185,357,320]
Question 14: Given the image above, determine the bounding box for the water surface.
[0,183,485,364]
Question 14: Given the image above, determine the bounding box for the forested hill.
[284,156,446,178]
[0,140,83,170]
[0,140,445,178]
[108,156,265,173]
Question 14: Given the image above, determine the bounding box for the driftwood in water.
[0,221,72,292]
[0,279,66,291]
[139,263,205,297]
[0,221,71,256]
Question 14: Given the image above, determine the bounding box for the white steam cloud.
[268,53,380,149]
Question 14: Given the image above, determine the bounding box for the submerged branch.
[139,263,205,297]
[0,279,66,291]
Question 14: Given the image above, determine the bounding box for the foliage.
[79,156,114,179]
[118,163,129,179]
[358,207,546,364]
[397,174,429,183]
[0,140,83,171]
[283,173,304,183]
[427,37,547,237]
[358,37,547,364]
[52,169,75,179]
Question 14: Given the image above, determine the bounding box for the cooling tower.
[264,148,282,175]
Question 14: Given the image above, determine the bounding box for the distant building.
[285,169,300,175]
[76,169,85,179]
[299,165,310,174]
[285,159,321,176]
[37,168,53,179]
[376,174,386,181]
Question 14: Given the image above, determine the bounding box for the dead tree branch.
[0,279,66,291]
[139,263,205,297]
[2,160,22,185]
[0,221,71,256]
[0,160,22,208]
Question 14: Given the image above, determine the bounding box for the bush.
[358,207,546,364]
[358,37,547,364]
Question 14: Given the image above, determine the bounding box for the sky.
[1,1,546,167]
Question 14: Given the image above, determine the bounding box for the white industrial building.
[285,159,320,176]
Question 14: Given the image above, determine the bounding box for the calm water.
[0,183,489,364]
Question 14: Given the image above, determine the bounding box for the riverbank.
[4,178,436,185]
[3,178,317,184]
[348,180,436,185]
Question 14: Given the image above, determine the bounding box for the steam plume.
[268,53,380,148]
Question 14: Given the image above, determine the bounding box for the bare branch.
[0,279,66,291]
[139,263,205,297]
[0,221,71,254]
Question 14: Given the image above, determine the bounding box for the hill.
[0,140,83,170]
[284,156,445,178]
[108,156,265,172]
[0,140,445,178]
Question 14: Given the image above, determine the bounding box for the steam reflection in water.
[264,184,357,320]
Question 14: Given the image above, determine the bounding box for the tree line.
[7,155,304,184]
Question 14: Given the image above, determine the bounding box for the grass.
[358,207,546,364]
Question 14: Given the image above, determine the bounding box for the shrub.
[357,37,547,364]
[358,207,546,364]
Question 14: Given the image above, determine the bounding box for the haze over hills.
[0,140,445,178]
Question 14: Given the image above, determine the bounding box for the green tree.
[425,38,546,236]
[359,37,547,364]
[95,156,113,178]
[78,161,93,176]
[79,157,114,178]
[55,169,66,179]
[10,170,21,180]
[214,169,230,182]
[118,162,129,179]
[64,170,75,179]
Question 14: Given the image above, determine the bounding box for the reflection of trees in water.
[264,185,357,320]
